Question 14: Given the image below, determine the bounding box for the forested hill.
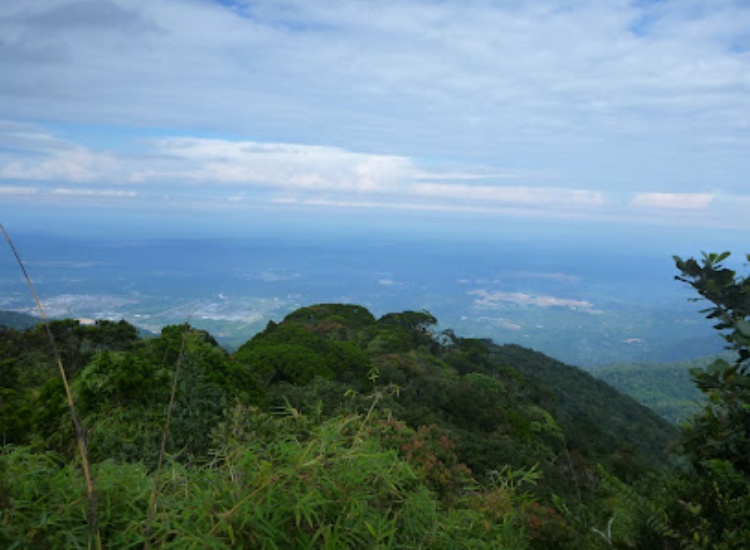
[0,309,39,331]
[488,344,676,465]
[234,304,676,471]
[2,303,679,547]
[594,356,729,424]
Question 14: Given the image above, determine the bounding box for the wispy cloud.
[632,192,715,210]
[139,137,415,193]
[0,122,118,182]
[474,272,581,284]
[3,122,750,228]
[0,185,37,195]
[412,183,605,208]
[470,289,600,313]
[52,188,138,198]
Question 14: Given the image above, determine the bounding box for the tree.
[662,252,750,545]
[674,252,750,365]
[673,253,750,474]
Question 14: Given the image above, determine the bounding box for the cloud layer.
[2,121,749,227]
[1,0,750,228]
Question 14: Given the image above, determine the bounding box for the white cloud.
[52,188,138,198]
[470,289,599,313]
[412,183,605,207]
[0,123,118,182]
[3,122,750,229]
[475,272,581,284]
[632,192,715,209]
[0,151,116,181]
[0,185,37,195]
[136,137,414,193]
[492,319,523,331]
[269,196,568,216]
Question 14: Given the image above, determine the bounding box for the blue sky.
[2,0,750,238]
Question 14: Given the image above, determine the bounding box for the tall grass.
[1,223,102,549]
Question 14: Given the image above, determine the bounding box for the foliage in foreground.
[0,309,641,547]
[1,405,577,548]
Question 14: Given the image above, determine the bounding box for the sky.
[1,0,750,240]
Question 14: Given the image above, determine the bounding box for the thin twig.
[1,224,102,550]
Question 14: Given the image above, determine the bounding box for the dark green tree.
[674,252,750,475]
[660,252,750,545]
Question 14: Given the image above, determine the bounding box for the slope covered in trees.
[0,309,39,331]
[594,356,721,424]
[1,302,680,547]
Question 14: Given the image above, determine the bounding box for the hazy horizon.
[1,218,737,369]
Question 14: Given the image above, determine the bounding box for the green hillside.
[237,306,676,487]
[1,304,678,548]
[594,356,729,424]
[489,344,676,464]
[0,309,39,330]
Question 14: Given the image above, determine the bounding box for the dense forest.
[596,357,720,425]
[1,253,749,547]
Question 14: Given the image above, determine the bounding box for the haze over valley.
[1,217,736,368]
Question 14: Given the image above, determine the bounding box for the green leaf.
[717,251,731,262]
[735,319,750,338]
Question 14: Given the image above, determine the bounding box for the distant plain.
[1,217,732,368]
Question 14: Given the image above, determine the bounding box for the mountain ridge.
[1,302,680,546]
